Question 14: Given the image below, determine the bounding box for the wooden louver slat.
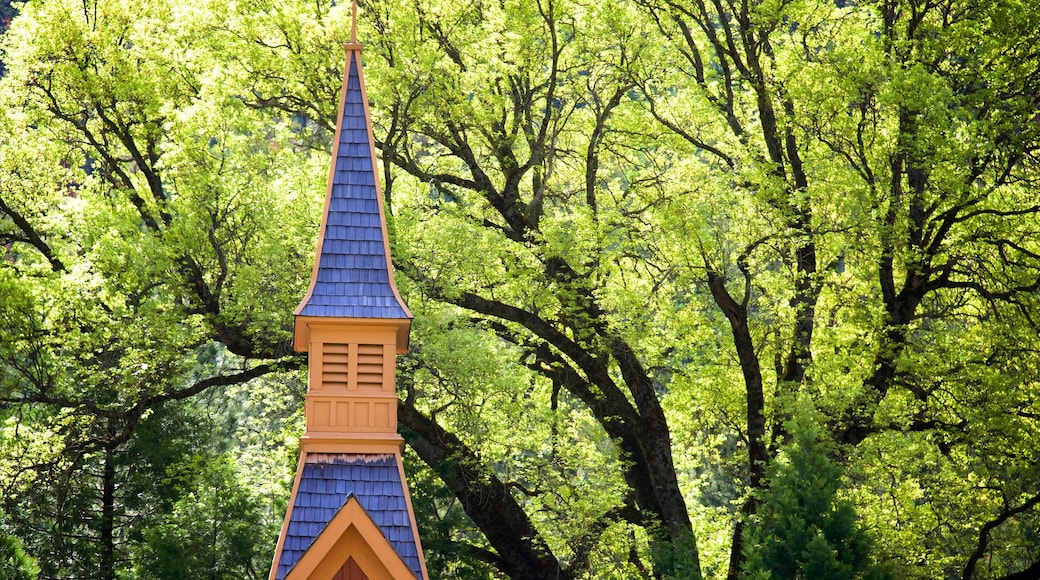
[322,343,351,391]
[356,344,384,391]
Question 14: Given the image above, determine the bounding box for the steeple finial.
[350,0,358,44]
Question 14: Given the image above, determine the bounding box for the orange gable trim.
[284,496,417,580]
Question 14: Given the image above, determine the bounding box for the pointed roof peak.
[294,16,411,346]
[273,454,425,580]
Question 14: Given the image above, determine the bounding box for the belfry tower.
[269,8,428,580]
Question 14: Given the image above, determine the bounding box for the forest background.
[1,0,1039,578]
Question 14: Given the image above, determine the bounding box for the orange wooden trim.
[348,342,359,391]
[294,317,411,354]
[308,339,323,392]
[382,339,396,393]
[304,393,398,434]
[299,433,404,455]
[394,456,430,580]
[306,393,398,402]
[268,452,310,580]
[284,496,417,580]
[350,0,358,45]
[309,321,400,344]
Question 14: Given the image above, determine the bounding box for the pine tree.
[0,512,38,580]
[742,427,890,580]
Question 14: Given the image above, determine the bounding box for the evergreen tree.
[742,426,890,580]
[0,512,38,580]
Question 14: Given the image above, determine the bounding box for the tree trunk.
[99,449,116,580]
[399,401,573,580]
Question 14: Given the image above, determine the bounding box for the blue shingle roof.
[275,453,424,579]
[297,50,410,320]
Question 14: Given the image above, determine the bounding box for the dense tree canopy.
[1,0,1039,578]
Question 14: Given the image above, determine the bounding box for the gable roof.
[274,453,425,580]
[284,495,417,580]
[294,45,411,321]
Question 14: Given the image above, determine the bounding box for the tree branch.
[963,490,1040,580]
[0,194,65,272]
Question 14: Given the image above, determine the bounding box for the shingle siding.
[274,454,423,580]
[297,52,410,320]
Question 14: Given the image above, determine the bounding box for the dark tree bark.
[99,449,116,580]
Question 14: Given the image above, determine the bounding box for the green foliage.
[0,0,309,575]
[742,425,890,580]
[403,448,500,579]
[657,528,702,580]
[0,511,38,580]
[134,455,271,580]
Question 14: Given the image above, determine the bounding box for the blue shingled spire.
[296,49,411,320]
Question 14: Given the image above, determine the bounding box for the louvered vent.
[322,343,350,392]
[356,344,384,391]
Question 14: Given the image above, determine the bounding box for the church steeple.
[270,7,427,578]
[293,35,412,351]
